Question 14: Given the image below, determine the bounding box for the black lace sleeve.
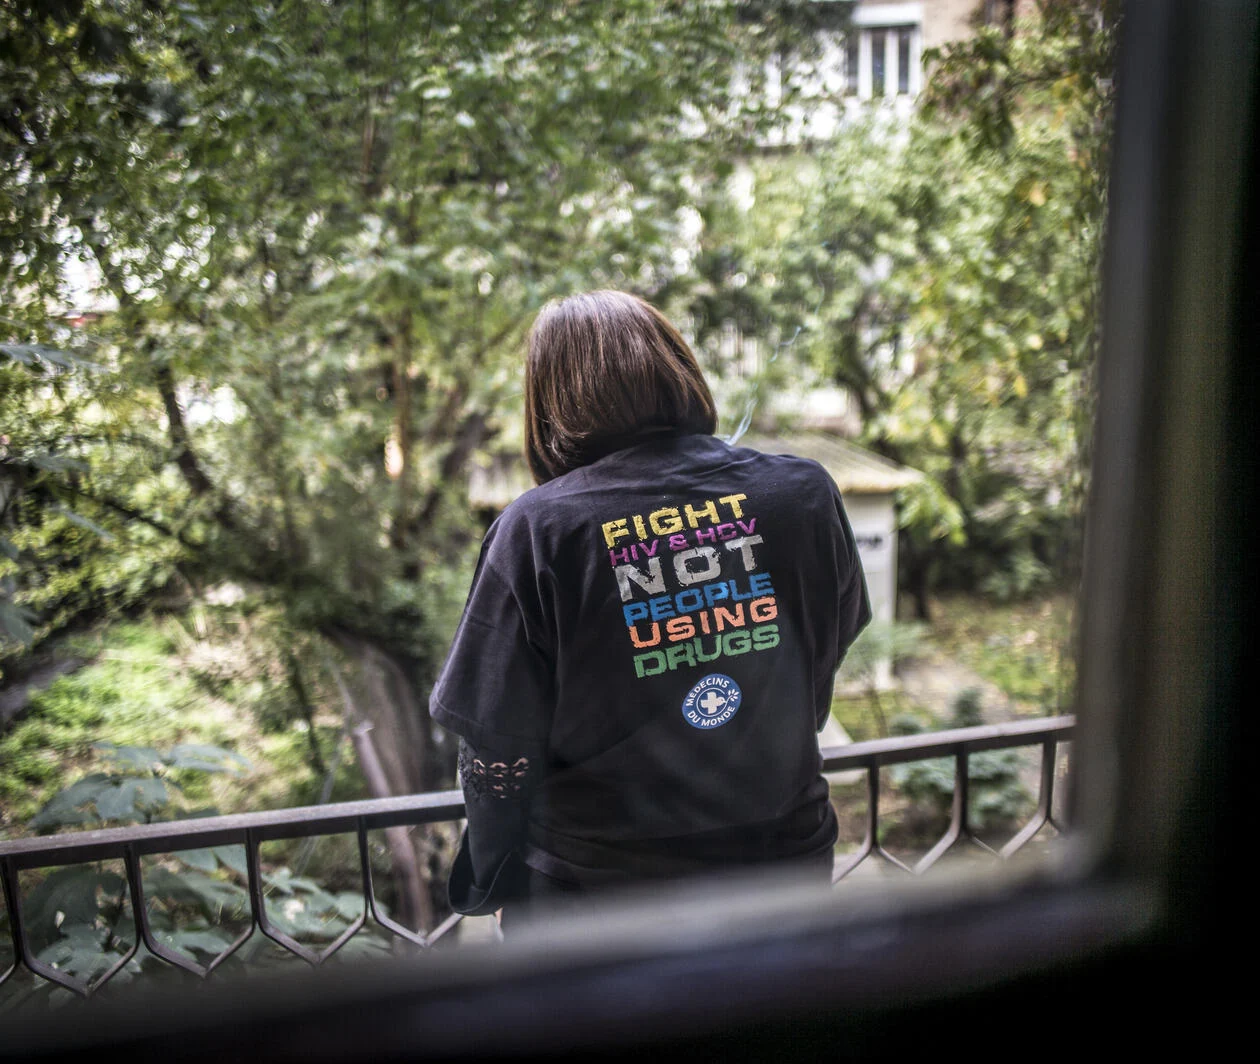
[459,743,534,800]
[448,738,539,916]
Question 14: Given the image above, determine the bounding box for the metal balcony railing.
[0,716,1072,1001]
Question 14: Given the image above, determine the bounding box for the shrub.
[891,688,1032,831]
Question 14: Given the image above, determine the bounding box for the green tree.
[2,1,835,925]
[678,0,1116,615]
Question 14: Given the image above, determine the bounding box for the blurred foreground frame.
[4,1,1257,1056]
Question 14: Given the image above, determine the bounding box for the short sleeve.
[429,533,555,758]
[829,476,872,662]
[812,471,873,729]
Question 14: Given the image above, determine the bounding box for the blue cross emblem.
[698,691,727,716]
[682,673,742,729]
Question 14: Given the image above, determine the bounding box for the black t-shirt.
[430,430,871,888]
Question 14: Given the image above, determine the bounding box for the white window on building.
[844,3,923,100]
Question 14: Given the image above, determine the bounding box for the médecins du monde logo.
[682,673,742,729]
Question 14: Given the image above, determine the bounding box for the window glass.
[898,28,913,94]
[871,29,887,97]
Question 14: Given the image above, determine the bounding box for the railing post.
[1,857,22,987]
[999,738,1061,859]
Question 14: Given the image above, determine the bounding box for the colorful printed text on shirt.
[601,493,781,678]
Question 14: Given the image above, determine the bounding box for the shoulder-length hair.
[524,290,717,484]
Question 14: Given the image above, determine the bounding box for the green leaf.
[23,866,126,937]
[175,848,221,873]
[87,776,172,821]
[211,846,249,878]
[93,743,164,771]
[157,928,234,956]
[0,343,103,373]
[165,744,252,775]
[0,599,36,645]
[27,454,89,474]
[261,868,295,896]
[144,867,249,917]
[28,774,115,831]
[133,776,171,809]
[0,343,63,367]
[94,779,143,821]
[332,892,366,921]
[264,897,348,940]
[52,504,117,542]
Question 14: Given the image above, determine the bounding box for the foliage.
[835,618,929,738]
[0,611,362,832]
[938,590,1076,711]
[5,844,391,1011]
[0,2,1116,1003]
[838,619,929,685]
[681,0,1116,610]
[0,0,836,792]
[27,740,249,832]
[4,736,392,1010]
[891,688,1032,831]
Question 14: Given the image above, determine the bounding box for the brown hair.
[524,290,717,483]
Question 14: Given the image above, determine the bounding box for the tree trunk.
[327,645,439,933]
[899,531,933,623]
[350,721,434,933]
[342,634,431,793]
[388,309,415,554]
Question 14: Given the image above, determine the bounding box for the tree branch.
[28,476,199,549]
[414,410,491,537]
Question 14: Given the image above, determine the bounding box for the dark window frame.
[3,2,1254,1057]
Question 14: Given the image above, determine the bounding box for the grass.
[926,590,1077,712]
[830,692,933,743]
[826,589,1073,853]
[0,611,366,838]
[829,589,1076,741]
